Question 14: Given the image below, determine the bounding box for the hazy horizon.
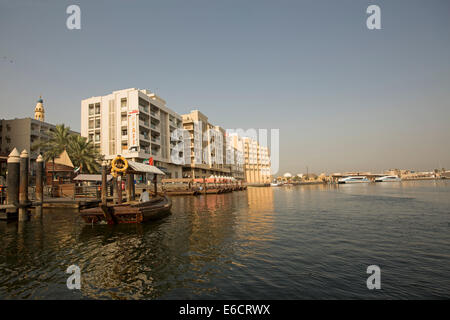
[1,0,449,175]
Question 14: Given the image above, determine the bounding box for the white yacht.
[375,175,401,182]
[270,180,282,187]
[338,176,370,184]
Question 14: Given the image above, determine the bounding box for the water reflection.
[1,181,449,299]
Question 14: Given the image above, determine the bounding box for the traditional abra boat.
[79,156,171,225]
[80,196,171,224]
[161,178,200,196]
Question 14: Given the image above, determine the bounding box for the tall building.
[243,137,272,184]
[81,88,184,178]
[181,110,231,179]
[0,97,79,175]
[226,133,245,180]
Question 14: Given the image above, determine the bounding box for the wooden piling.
[113,176,118,204]
[153,174,157,197]
[35,154,44,217]
[18,150,29,221]
[130,173,135,200]
[117,175,123,205]
[7,148,20,210]
[126,173,135,202]
[101,161,107,206]
[126,173,132,202]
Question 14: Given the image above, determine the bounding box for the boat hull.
[79,196,172,224]
[338,181,369,184]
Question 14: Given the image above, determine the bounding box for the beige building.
[226,133,245,180]
[243,137,271,184]
[0,97,79,175]
[81,88,184,178]
[181,110,232,179]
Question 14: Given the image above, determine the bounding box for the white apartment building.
[81,88,184,178]
[226,133,245,180]
[181,110,231,179]
[243,137,271,184]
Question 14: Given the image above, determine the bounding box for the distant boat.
[375,175,401,182]
[270,182,281,187]
[338,176,370,184]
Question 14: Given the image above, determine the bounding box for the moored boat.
[375,175,401,182]
[80,196,172,224]
[338,176,370,184]
[79,155,171,225]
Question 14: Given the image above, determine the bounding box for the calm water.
[0,180,449,299]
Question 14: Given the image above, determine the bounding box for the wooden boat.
[205,188,221,194]
[165,189,199,196]
[79,156,171,225]
[80,196,171,224]
[161,178,200,196]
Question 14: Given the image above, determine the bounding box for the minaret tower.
[34,96,45,121]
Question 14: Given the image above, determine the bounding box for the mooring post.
[35,154,44,217]
[203,177,206,193]
[130,173,135,200]
[101,161,107,206]
[117,175,122,205]
[18,150,29,221]
[7,148,20,212]
[126,173,133,202]
[113,176,118,204]
[153,174,157,197]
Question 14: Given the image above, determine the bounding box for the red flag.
[149,157,154,166]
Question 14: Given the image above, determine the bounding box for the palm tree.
[67,135,102,174]
[32,124,73,193]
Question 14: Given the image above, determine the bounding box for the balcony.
[139,134,150,141]
[139,119,149,127]
[150,110,159,119]
[151,136,160,144]
[139,106,149,114]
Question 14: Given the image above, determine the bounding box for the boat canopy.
[74,174,113,182]
[127,160,166,175]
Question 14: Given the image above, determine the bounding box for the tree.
[67,135,102,174]
[32,124,73,188]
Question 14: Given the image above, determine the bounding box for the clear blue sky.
[1,0,449,174]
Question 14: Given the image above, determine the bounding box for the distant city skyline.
[1,0,449,174]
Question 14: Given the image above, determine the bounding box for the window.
[95,133,100,142]
[88,104,94,116]
[121,98,127,108]
[122,129,127,136]
[95,118,100,128]
[88,119,94,129]
[95,103,100,114]
[89,134,93,142]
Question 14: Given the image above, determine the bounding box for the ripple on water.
[0,181,449,299]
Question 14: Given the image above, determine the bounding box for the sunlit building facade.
[243,137,271,184]
[181,110,231,179]
[81,88,184,178]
